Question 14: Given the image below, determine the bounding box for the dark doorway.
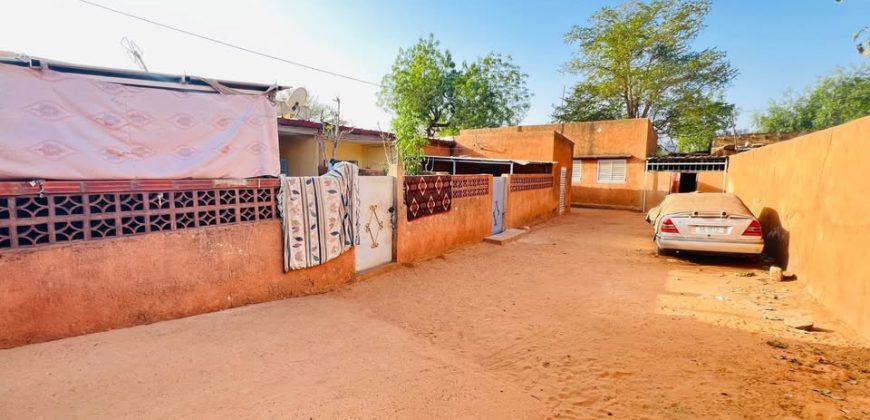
[679,173,697,192]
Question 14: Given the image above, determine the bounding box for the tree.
[753,65,870,132]
[379,35,531,173]
[555,0,737,152]
[553,82,623,122]
[661,92,735,152]
[451,54,531,132]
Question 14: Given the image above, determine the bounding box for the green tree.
[661,92,735,152]
[379,35,531,173]
[555,0,737,152]
[753,65,870,132]
[452,54,531,132]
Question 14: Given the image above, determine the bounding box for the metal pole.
[721,159,729,192]
[642,160,649,212]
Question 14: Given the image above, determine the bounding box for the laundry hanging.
[403,175,452,221]
[277,162,359,272]
[0,63,279,180]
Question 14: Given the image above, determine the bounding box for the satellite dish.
[278,87,309,119]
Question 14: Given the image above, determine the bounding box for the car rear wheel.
[656,247,672,257]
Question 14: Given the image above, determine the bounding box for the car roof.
[647,192,754,223]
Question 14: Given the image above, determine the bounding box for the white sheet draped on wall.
[0,63,280,180]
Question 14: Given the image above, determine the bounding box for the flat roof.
[424,155,553,166]
[277,118,394,139]
[574,154,633,159]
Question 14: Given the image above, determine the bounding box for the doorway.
[678,173,697,193]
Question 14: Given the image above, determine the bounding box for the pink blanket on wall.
[0,64,279,180]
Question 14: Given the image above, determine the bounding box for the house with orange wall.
[455,118,657,211]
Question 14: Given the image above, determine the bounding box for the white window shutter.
[572,161,582,184]
[612,160,626,182]
[597,159,626,184]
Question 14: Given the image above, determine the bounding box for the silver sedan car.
[646,192,764,256]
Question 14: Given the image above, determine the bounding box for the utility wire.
[79,0,382,87]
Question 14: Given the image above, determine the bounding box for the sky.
[2,0,869,132]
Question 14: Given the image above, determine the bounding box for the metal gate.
[355,176,395,272]
[491,176,506,234]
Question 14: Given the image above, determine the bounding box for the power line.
[78,0,383,87]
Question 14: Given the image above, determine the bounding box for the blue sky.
[4,1,869,131]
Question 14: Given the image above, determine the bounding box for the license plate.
[692,226,727,234]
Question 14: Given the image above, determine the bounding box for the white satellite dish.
[278,87,309,119]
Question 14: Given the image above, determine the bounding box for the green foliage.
[663,93,735,152]
[754,65,870,132]
[553,82,623,122]
[555,0,737,152]
[391,113,429,175]
[379,35,531,174]
[452,54,531,130]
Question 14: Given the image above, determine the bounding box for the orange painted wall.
[726,116,870,339]
[643,171,725,210]
[424,143,453,157]
[0,221,355,348]
[643,171,674,210]
[396,175,493,263]
[571,157,646,210]
[697,171,726,193]
[462,119,655,211]
[506,183,558,228]
[453,131,561,161]
[459,118,655,159]
[453,129,574,217]
[566,119,655,210]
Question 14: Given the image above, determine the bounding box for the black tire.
[656,247,671,257]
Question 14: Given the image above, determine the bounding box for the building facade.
[458,118,657,211]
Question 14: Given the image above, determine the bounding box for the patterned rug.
[277,162,359,272]
[403,175,452,221]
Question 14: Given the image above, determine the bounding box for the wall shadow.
[758,207,790,268]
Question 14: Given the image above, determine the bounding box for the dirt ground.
[1,208,868,419]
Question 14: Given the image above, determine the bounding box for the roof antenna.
[120,37,148,72]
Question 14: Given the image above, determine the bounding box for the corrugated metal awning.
[425,155,554,166]
[573,154,633,159]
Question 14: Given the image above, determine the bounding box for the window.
[571,160,582,184]
[279,158,289,175]
[597,159,626,184]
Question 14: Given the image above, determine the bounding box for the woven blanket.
[403,175,452,221]
[277,162,359,272]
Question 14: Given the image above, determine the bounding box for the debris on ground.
[736,271,756,277]
[769,266,783,282]
[782,271,797,281]
[767,340,789,349]
[786,317,815,331]
[817,388,844,401]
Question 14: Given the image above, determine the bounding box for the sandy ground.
[1,208,868,419]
